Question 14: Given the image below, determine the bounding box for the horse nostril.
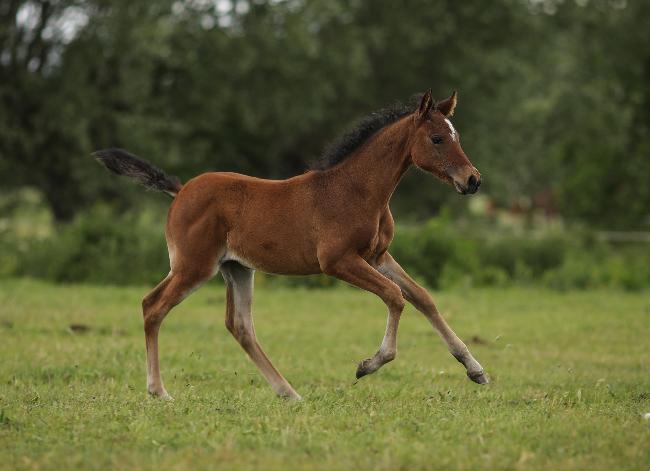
[468,175,477,188]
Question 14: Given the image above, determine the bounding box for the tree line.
[1,0,648,228]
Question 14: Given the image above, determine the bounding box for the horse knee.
[143,312,161,334]
[385,286,405,313]
[142,296,157,324]
[392,295,406,313]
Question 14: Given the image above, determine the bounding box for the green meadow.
[1,279,649,470]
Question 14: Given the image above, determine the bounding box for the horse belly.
[225,217,321,275]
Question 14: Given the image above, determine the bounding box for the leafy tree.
[0,0,648,229]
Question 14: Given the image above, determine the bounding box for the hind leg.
[142,270,210,399]
[221,262,301,400]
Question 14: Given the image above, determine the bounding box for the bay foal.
[95,90,487,400]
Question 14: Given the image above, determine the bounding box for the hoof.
[355,358,374,379]
[467,370,489,385]
[148,389,174,401]
[278,391,302,401]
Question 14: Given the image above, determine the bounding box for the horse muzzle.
[453,174,481,195]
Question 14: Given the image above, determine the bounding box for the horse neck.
[323,116,414,210]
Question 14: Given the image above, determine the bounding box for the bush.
[390,217,481,289]
[1,207,649,291]
[391,218,650,291]
[543,249,650,291]
[16,205,170,285]
[480,235,568,278]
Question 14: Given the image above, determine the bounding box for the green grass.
[0,279,649,470]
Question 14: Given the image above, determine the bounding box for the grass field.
[0,279,649,470]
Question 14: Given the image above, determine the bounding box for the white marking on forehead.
[444,118,458,141]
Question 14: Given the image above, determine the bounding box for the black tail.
[93,148,182,197]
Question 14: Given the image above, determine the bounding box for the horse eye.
[431,135,444,145]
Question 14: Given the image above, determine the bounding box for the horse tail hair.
[93,148,182,197]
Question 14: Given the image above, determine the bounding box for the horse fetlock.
[380,348,397,363]
[451,348,471,365]
[356,349,395,379]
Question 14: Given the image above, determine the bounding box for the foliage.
[1,196,649,290]
[19,205,170,285]
[542,248,650,292]
[0,280,649,469]
[389,216,650,291]
[1,0,649,228]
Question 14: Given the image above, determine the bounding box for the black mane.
[311,95,422,170]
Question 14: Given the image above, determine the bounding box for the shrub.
[1,208,648,291]
[391,218,649,291]
[17,205,169,285]
[390,217,481,288]
[544,248,650,292]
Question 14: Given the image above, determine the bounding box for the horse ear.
[417,89,434,120]
[435,90,458,117]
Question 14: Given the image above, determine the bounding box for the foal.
[95,90,487,400]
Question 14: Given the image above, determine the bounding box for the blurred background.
[1,0,649,289]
